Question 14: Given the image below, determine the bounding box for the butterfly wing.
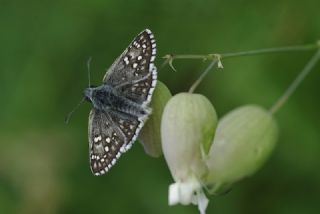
[88,109,125,175]
[88,29,157,176]
[103,29,157,105]
[88,109,142,176]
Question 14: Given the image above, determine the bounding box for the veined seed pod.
[204,105,278,195]
[161,93,218,181]
[161,93,218,214]
[139,81,172,157]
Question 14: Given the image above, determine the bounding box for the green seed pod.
[139,81,172,157]
[204,105,278,195]
[161,93,218,181]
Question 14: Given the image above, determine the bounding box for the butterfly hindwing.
[108,110,143,149]
[88,109,126,175]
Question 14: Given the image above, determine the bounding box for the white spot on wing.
[133,63,138,68]
[120,146,125,153]
[105,146,109,152]
[116,152,121,158]
[94,135,101,143]
[124,56,129,65]
[111,159,116,165]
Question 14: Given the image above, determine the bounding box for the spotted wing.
[88,109,142,176]
[103,29,157,105]
[88,109,125,176]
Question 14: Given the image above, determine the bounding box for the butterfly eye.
[83,88,93,103]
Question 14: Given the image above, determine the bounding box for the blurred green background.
[0,0,319,213]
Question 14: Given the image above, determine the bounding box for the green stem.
[172,54,208,59]
[221,44,318,59]
[189,59,218,93]
[172,41,320,105]
[269,48,320,114]
[164,43,319,62]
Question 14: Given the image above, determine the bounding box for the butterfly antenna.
[87,56,92,87]
[65,97,86,124]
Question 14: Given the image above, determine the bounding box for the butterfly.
[83,29,157,176]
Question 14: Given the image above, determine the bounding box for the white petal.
[197,189,209,214]
[168,183,180,206]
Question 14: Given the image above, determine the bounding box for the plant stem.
[189,59,218,93]
[164,43,319,62]
[174,41,320,101]
[221,44,318,59]
[269,48,320,114]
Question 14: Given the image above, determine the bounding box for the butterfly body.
[85,29,157,176]
[84,85,150,120]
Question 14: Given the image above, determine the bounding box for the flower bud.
[161,93,218,214]
[139,81,172,157]
[204,105,278,195]
[161,93,218,181]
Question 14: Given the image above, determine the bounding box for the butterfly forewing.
[103,29,157,105]
[118,73,155,104]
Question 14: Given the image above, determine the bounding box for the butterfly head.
[83,86,96,103]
